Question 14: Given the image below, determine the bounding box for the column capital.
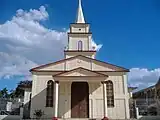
[101,81,107,84]
[55,81,59,84]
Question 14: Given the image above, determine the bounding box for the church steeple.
[65,0,96,59]
[76,0,85,23]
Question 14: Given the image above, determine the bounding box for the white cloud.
[15,6,48,21]
[128,68,160,90]
[0,52,37,79]
[0,6,101,80]
[91,39,103,51]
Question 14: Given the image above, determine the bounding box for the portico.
[53,82,109,119]
[52,68,109,119]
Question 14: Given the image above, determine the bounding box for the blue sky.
[0,0,160,91]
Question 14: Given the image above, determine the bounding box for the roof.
[30,55,129,72]
[133,85,155,94]
[18,80,32,89]
[64,50,96,52]
[128,86,138,91]
[156,76,160,86]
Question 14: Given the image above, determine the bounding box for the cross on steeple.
[76,0,85,23]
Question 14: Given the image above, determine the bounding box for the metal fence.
[1,97,160,119]
[130,98,160,117]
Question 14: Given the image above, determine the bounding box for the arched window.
[78,40,83,51]
[46,80,54,107]
[106,80,114,107]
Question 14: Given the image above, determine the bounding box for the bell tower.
[64,0,96,59]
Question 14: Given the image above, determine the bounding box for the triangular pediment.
[30,55,129,72]
[53,67,107,77]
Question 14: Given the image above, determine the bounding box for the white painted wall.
[30,50,129,119]
[70,24,89,33]
[38,57,117,71]
[24,89,31,105]
[30,75,55,118]
[30,73,129,119]
[67,23,92,55]
[68,36,90,50]
[6,102,12,112]
[57,77,128,119]
[65,52,96,59]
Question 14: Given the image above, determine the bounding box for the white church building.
[25,0,130,119]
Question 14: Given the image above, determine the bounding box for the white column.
[123,75,130,119]
[102,81,108,117]
[54,81,59,118]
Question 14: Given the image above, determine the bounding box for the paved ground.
[0,115,20,120]
[138,116,160,120]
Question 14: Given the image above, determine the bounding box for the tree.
[9,89,17,98]
[0,90,3,98]
[13,87,24,98]
[11,80,32,98]
[0,80,32,99]
[0,88,9,98]
[17,80,32,88]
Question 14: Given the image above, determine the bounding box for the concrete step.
[23,118,97,120]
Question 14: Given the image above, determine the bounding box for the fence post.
[20,107,24,120]
[135,107,139,119]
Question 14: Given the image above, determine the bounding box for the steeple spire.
[76,0,85,23]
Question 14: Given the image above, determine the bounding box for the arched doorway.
[71,82,89,118]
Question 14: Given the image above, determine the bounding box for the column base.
[52,117,58,120]
[102,116,109,120]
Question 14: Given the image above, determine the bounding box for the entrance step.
[59,119,133,120]
[59,119,95,120]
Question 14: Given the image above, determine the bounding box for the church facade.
[28,0,130,119]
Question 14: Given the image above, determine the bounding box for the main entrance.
[71,82,89,118]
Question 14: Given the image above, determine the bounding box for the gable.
[75,56,117,71]
[39,62,65,71]
[53,67,107,77]
[30,55,129,72]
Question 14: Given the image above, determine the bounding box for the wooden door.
[71,82,89,118]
